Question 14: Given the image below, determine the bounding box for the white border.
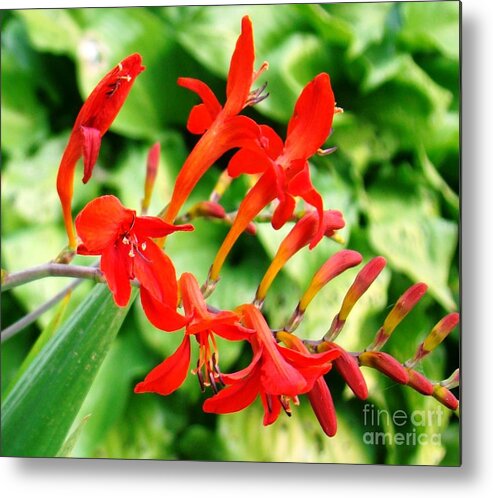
[2,0,492,496]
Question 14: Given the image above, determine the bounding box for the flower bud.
[406,368,434,396]
[141,142,160,214]
[325,256,386,342]
[366,283,428,351]
[406,312,460,368]
[432,384,459,411]
[320,342,368,399]
[298,250,362,313]
[359,351,409,385]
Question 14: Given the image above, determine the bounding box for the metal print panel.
[1,1,460,466]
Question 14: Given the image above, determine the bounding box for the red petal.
[219,115,261,151]
[285,73,335,160]
[178,77,222,118]
[140,287,190,332]
[133,239,178,304]
[134,335,190,395]
[227,148,271,178]
[186,103,215,134]
[212,323,255,341]
[330,345,368,400]
[260,392,282,426]
[133,216,193,239]
[271,195,296,230]
[223,16,255,116]
[242,305,307,396]
[75,195,134,252]
[258,125,284,158]
[203,366,260,414]
[100,240,132,307]
[287,162,325,247]
[76,54,145,134]
[81,126,102,184]
[307,379,337,437]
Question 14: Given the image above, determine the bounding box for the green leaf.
[399,2,460,60]
[57,415,91,457]
[1,17,49,157]
[367,171,458,311]
[16,9,81,56]
[1,284,134,457]
[69,326,153,458]
[3,290,71,400]
[218,400,375,463]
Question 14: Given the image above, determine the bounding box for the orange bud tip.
[433,384,459,411]
[339,256,387,326]
[359,351,409,385]
[382,282,428,336]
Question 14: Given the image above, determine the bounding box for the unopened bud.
[325,257,386,342]
[307,378,337,437]
[366,283,428,351]
[432,384,459,411]
[405,312,460,368]
[319,342,368,400]
[406,368,434,396]
[189,201,226,220]
[142,142,160,214]
[359,351,409,385]
[298,250,362,313]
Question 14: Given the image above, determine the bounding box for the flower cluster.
[57,16,460,437]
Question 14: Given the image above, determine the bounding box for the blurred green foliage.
[1,2,459,465]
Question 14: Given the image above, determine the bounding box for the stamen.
[141,242,147,251]
[122,237,130,245]
[128,248,135,257]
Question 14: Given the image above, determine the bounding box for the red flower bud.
[359,351,409,385]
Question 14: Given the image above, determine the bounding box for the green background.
[1,2,460,465]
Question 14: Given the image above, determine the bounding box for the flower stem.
[1,263,105,292]
[1,279,83,342]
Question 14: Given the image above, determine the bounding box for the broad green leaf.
[93,394,176,460]
[1,17,49,157]
[325,2,393,59]
[366,171,458,311]
[3,290,71,400]
[73,8,201,138]
[1,135,99,232]
[1,284,134,457]
[16,9,81,56]
[399,2,460,60]
[69,326,153,458]
[218,400,375,463]
[57,415,90,457]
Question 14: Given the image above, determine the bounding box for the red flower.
[209,73,336,282]
[162,16,267,227]
[75,195,192,315]
[277,332,338,437]
[134,272,252,396]
[203,304,340,426]
[57,54,145,249]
